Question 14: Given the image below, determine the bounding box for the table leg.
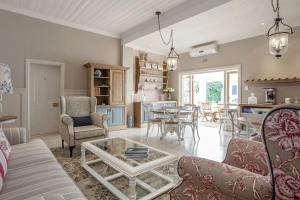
[81,145,86,166]
[128,176,136,200]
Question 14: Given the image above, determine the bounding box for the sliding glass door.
[180,67,240,105]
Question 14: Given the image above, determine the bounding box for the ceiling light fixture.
[267,0,293,58]
[155,11,179,71]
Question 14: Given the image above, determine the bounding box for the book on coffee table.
[125,147,148,154]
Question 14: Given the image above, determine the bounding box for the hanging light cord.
[271,0,280,17]
[156,12,173,46]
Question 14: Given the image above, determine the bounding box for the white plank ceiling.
[0,0,186,37]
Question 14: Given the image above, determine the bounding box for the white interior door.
[30,63,61,135]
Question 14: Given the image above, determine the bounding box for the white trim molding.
[25,59,65,136]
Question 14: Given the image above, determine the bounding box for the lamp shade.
[0,63,13,94]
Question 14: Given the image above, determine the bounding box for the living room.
[0,0,299,200]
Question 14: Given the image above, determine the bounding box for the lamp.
[267,0,293,58]
[0,63,13,112]
[155,11,179,71]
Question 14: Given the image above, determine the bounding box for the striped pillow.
[0,129,11,191]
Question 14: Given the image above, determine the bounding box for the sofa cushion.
[8,139,56,170]
[0,139,86,200]
[74,125,106,140]
[72,116,92,127]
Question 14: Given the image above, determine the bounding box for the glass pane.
[193,72,224,105]
[90,138,168,167]
[228,72,238,104]
[182,75,191,104]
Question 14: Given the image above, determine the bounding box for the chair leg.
[69,146,75,157]
[219,119,223,134]
[146,123,151,140]
[62,140,64,149]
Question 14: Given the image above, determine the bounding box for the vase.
[167,94,172,100]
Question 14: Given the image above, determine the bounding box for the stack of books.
[125,147,149,158]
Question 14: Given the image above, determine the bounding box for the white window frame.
[178,64,242,106]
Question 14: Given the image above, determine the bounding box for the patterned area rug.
[51,147,178,200]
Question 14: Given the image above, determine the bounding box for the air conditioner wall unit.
[189,42,219,57]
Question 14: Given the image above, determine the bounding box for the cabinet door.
[142,104,153,123]
[110,70,124,105]
[96,108,112,126]
[110,107,124,125]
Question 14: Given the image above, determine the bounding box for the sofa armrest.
[60,114,73,126]
[90,112,109,130]
[2,127,27,145]
[223,138,269,176]
[171,156,272,200]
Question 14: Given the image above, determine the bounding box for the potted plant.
[163,87,175,100]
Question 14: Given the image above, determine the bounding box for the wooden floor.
[33,121,233,162]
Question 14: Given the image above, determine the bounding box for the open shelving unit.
[244,77,300,84]
[135,56,169,92]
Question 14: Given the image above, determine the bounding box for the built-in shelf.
[135,56,168,92]
[95,86,110,88]
[139,82,167,85]
[245,77,300,84]
[140,74,167,78]
[95,95,110,97]
[94,77,110,79]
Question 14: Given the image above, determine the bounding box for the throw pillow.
[0,149,7,191]
[0,129,11,158]
[71,116,92,127]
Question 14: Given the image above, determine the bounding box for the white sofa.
[0,128,86,200]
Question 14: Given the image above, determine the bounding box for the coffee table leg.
[128,176,136,200]
[81,145,86,166]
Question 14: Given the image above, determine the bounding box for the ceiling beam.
[121,0,231,45]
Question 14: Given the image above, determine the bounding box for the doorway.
[26,59,65,136]
[179,65,241,105]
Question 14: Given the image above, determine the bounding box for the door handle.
[52,102,59,107]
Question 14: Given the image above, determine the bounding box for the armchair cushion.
[74,125,106,140]
[71,116,92,127]
[172,156,272,200]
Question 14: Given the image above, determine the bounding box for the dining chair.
[218,104,226,134]
[201,102,218,121]
[143,104,164,140]
[161,109,183,143]
[180,106,200,141]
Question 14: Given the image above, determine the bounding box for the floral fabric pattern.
[263,106,300,200]
[0,63,13,94]
[170,139,272,200]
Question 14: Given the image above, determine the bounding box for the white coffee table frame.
[81,137,178,200]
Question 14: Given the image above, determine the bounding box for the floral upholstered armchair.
[60,96,109,157]
[170,105,300,200]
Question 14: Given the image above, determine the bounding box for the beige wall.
[169,26,300,104]
[0,9,121,90]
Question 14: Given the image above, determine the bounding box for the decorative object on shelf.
[294,97,299,104]
[264,88,276,104]
[248,93,258,104]
[155,11,179,71]
[145,62,152,69]
[158,64,163,70]
[267,0,293,58]
[163,87,174,100]
[152,63,158,69]
[0,63,13,113]
[285,97,291,104]
[139,52,148,62]
[94,69,102,78]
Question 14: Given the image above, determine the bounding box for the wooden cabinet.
[134,101,177,128]
[84,63,128,130]
[110,70,124,105]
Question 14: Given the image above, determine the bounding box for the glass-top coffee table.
[81,137,178,200]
